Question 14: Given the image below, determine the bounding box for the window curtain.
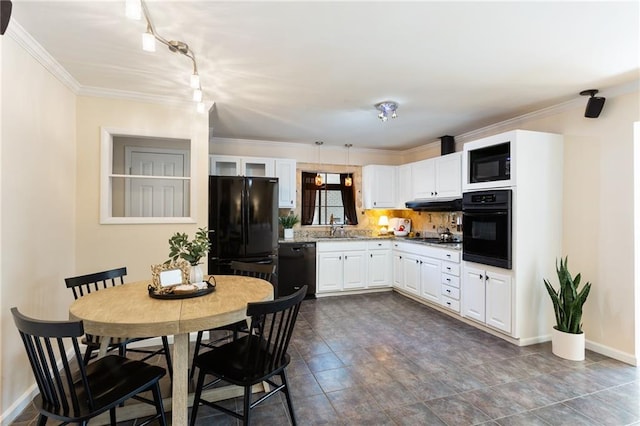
[301,172,317,225]
[340,174,358,225]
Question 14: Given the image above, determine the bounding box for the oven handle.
[463,211,508,216]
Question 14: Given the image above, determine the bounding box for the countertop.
[279,235,462,250]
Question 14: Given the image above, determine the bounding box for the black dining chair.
[190,285,307,426]
[65,267,173,377]
[11,307,167,426]
[189,261,276,380]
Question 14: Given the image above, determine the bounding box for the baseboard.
[586,339,638,366]
[0,384,39,426]
[314,287,393,298]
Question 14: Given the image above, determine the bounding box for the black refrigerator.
[208,175,279,283]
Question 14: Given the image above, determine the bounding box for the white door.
[403,254,421,295]
[126,148,188,217]
[462,265,486,322]
[420,257,441,303]
[317,252,343,292]
[343,251,367,290]
[435,152,462,199]
[412,159,436,199]
[368,249,392,287]
[393,252,404,289]
[486,271,512,333]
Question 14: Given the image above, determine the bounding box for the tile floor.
[11,291,640,425]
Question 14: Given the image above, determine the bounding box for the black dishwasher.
[278,242,316,298]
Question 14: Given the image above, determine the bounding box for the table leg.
[172,333,189,425]
[98,337,111,358]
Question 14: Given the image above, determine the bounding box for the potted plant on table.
[279,213,299,240]
[543,256,592,361]
[167,227,211,283]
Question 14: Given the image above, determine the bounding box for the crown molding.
[7,20,81,93]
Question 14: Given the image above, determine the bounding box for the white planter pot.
[284,228,294,240]
[551,327,585,361]
[189,264,204,284]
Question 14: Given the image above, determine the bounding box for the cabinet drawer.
[441,296,460,312]
[441,284,460,300]
[441,274,460,288]
[368,240,392,250]
[441,262,460,276]
[438,250,460,263]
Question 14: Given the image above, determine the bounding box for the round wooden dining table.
[68,275,273,425]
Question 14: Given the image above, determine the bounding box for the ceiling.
[9,1,640,151]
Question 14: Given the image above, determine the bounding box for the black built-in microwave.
[468,141,511,184]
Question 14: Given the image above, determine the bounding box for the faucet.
[329,214,337,237]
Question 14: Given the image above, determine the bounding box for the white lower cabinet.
[420,257,441,303]
[367,240,392,288]
[462,263,512,334]
[392,242,460,308]
[317,240,392,293]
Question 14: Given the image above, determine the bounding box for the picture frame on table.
[150,259,191,294]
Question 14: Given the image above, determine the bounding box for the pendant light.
[315,141,323,186]
[344,143,353,187]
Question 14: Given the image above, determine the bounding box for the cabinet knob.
[416,260,419,264]
[478,274,483,279]
[370,254,373,258]
[446,301,452,306]
[446,254,451,258]
[485,274,489,281]
[446,278,451,282]
[446,289,451,293]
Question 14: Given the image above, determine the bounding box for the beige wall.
[75,97,209,282]
[0,36,76,418]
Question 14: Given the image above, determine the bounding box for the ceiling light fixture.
[315,141,324,186]
[375,101,398,122]
[126,0,207,113]
[344,143,353,187]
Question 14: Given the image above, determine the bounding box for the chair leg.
[151,380,168,426]
[189,369,206,426]
[190,331,204,380]
[281,370,297,426]
[83,347,93,365]
[37,414,47,426]
[161,336,173,379]
[109,407,117,425]
[242,385,251,426]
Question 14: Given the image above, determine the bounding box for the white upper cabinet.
[412,152,461,200]
[362,165,397,209]
[210,155,275,177]
[396,164,413,209]
[275,159,296,208]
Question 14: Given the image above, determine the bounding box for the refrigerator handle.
[243,180,250,246]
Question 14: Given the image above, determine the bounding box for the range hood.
[405,198,462,212]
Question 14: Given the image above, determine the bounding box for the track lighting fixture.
[126,0,207,112]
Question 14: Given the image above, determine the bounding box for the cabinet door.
[435,152,462,199]
[392,252,404,289]
[412,160,436,199]
[368,249,392,288]
[243,158,275,177]
[402,254,421,296]
[343,251,367,290]
[275,159,296,208]
[317,252,343,293]
[396,164,413,208]
[420,257,441,304]
[210,155,241,176]
[363,165,396,208]
[486,271,512,333]
[462,265,485,322]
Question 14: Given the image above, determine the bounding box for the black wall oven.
[462,189,512,269]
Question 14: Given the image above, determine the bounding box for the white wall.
[0,35,76,421]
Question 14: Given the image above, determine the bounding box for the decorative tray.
[148,279,216,300]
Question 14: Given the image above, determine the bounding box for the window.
[100,128,196,224]
[301,172,358,226]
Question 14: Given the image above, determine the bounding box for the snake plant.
[544,257,591,334]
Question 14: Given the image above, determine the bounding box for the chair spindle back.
[64,267,127,300]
